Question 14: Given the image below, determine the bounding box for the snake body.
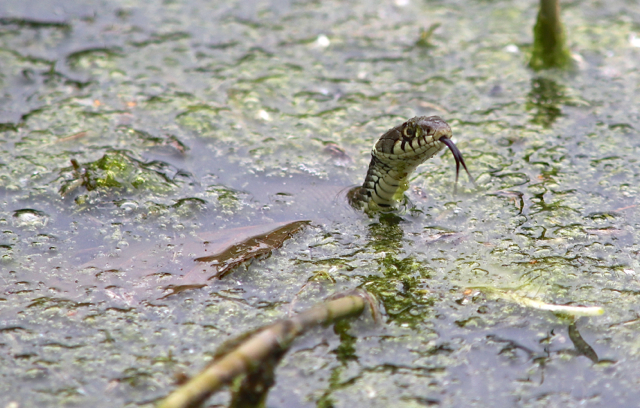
[349,116,472,212]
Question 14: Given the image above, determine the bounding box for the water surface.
[1,0,640,406]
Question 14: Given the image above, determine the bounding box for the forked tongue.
[439,136,476,193]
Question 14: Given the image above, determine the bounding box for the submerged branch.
[158,290,377,408]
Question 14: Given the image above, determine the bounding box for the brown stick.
[157,291,374,408]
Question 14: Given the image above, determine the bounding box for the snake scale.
[349,116,473,212]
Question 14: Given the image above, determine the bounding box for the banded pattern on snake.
[349,116,473,212]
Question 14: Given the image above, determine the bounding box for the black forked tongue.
[439,136,476,193]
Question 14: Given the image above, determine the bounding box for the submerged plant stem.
[530,0,572,70]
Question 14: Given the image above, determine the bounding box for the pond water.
[1,0,640,406]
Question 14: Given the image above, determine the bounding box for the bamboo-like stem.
[158,292,374,408]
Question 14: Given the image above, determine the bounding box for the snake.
[348,116,473,212]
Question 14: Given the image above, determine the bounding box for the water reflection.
[316,214,431,407]
[363,215,435,327]
[526,77,566,128]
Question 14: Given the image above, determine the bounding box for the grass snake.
[348,116,473,212]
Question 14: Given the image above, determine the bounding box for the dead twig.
[157,290,377,408]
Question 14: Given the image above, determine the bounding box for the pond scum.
[1,0,639,407]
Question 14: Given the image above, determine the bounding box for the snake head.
[374,116,453,164]
[373,115,474,188]
[400,116,452,144]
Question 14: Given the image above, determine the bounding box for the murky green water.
[1,0,640,406]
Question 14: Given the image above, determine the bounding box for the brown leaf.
[190,220,310,280]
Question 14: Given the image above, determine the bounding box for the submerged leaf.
[192,220,311,279]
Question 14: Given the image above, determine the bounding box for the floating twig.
[470,285,604,317]
[157,290,377,408]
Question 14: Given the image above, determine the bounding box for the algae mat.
[1,0,640,406]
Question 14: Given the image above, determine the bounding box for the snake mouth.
[439,136,475,191]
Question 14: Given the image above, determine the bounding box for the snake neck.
[349,155,418,212]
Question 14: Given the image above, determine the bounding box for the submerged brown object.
[191,220,310,279]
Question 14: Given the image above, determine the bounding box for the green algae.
[1,0,640,407]
[59,150,175,196]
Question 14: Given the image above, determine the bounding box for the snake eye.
[403,126,415,137]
